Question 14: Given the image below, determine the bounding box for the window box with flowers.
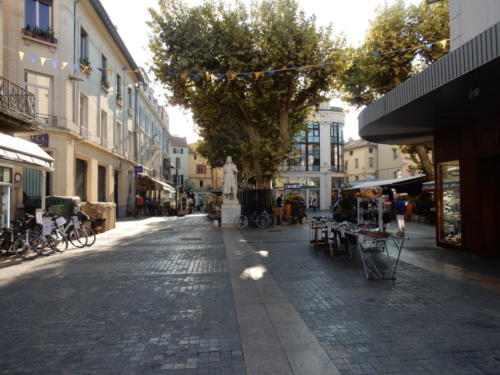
[79,57,92,75]
[22,26,58,44]
[116,93,123,106]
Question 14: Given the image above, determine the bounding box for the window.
[438,161,461,246]
[173,148,177,154]
[349,150,353,156]
[345,161,348,170]
[98,165,106,202]
[369,148,373,153]
[101,54,108,86]
[200,180,204,188]
[355,159,359,168]
[115,122,122,151]
[355,176,359,181]
[100,110,107,145]
[0,167,12,183]
[330,122,344,172]
[180,175,184,185]
[175,157,180,169]
[25,71,52,116]
[128,130,133,158]
[194,153,197,160]
[196,165,206,174]
[80,28,89,62]
[25,0,52,31]
[79,94,88,128]
[369,157,374,168]
[393,149,398,159]
[393,171,398,179]
[180,148,184,154]
[282,121,320,172]
[128,87,133,108]
[116,75,122,101]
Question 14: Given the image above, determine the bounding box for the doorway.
[0,184,11,229]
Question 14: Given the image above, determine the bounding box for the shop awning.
[343,175,426,190]
[138,173,176,193]
[0,132,53,171]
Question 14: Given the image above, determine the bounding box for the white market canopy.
[0,132,53,171]
[138,172,176,193]
[343,175,426,190]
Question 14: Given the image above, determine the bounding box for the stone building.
[1,0,171,218]
[169,136,189,188]
[275,102,346,210]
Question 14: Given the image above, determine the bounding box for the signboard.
[134,166,144,173]
[284,183,302,189]
[13,172,22,184]
[31,134,49,147]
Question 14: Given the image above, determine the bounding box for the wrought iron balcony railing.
[0,75,36,122]
[35,113,58,126]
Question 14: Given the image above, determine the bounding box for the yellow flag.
[181,73,188,79]
[254,72,262,79]
[205,73,212,81]
[439,39,448,48]
[107,68,113,73]
[230,73,238,80]
[280,66,287,71]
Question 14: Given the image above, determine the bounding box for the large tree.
[148,0,348,187]
[341,0,449,180]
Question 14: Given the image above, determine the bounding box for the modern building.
[358,0,500,256]
[187,147,223,207]
[275,102,346,210]
[169,136,189,188]
[1,0,172,219]
[344,140,417,182]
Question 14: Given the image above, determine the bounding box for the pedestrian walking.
[135,195,144,217]
[276,194,283,208]
[394,195,407,233]
[311,198,317,212]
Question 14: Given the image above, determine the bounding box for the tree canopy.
[148,0,349,187]
[340,0,449,179]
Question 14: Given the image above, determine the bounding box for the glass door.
[438,161,461,246]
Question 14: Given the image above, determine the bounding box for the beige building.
[344,140,419,182]
[187,147,223,206]
[1,0,171,218]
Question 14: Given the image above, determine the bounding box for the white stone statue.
[222,156,238,202]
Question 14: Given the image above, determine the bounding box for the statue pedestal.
[221,200,241,226]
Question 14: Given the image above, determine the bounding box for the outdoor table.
[330,224,408,281]
[309,220,331,250]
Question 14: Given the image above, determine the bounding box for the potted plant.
[79,57,92,74]
[116,92,122,105]
[101,77,111,91]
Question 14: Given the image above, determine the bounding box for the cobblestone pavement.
[240,224,500,375]
[0,215,244,375]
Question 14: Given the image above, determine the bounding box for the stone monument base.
[221,201,241,226]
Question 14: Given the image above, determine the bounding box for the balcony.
[34,113,58,127]
[0,75,38,132]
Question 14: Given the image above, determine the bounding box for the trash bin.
[45,196,81,218]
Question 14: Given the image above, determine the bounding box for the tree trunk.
[414,144,434,180]
[255,175,271,189]
[279,106,290,155]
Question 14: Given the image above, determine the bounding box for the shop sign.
[134,165,144,180]
[13,172,22,184]
[284,183,302,189]
[31,134,49,147]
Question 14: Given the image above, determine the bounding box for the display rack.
[357,197,385,229]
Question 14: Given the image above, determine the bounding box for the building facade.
[276,103,346,210]
[2,0,171,218]
[169,136,189,188]
[187,147,223,207]
[358,0,500,256]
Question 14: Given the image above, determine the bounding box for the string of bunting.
[11,38,449,81]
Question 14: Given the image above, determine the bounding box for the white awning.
[0,132,53,171]
[343,175,426,190]
[138,172,176,193]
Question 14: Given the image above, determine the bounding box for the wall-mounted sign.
[284,183,302,189]
[31,134,49,147]
[134,166,144,173]
[13,172,22,184]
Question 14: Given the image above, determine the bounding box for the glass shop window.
[438,161,461,246]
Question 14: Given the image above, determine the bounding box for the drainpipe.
[73,0,83,124]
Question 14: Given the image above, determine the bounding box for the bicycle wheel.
[48,230,68,252]
[256,215,269,229]
[237,215,248,229]
[82,226,96,247]
[69,228,87,248]
[13,234,39,260]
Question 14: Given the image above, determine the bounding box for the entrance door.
[0,184,11,228]
[114,170,119,205]
[479,156,500,256]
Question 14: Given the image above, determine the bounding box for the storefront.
[358,22,500,256]
[274,178,321,211]
[0,132,54,228]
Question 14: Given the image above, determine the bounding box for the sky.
[100,0,421,143]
